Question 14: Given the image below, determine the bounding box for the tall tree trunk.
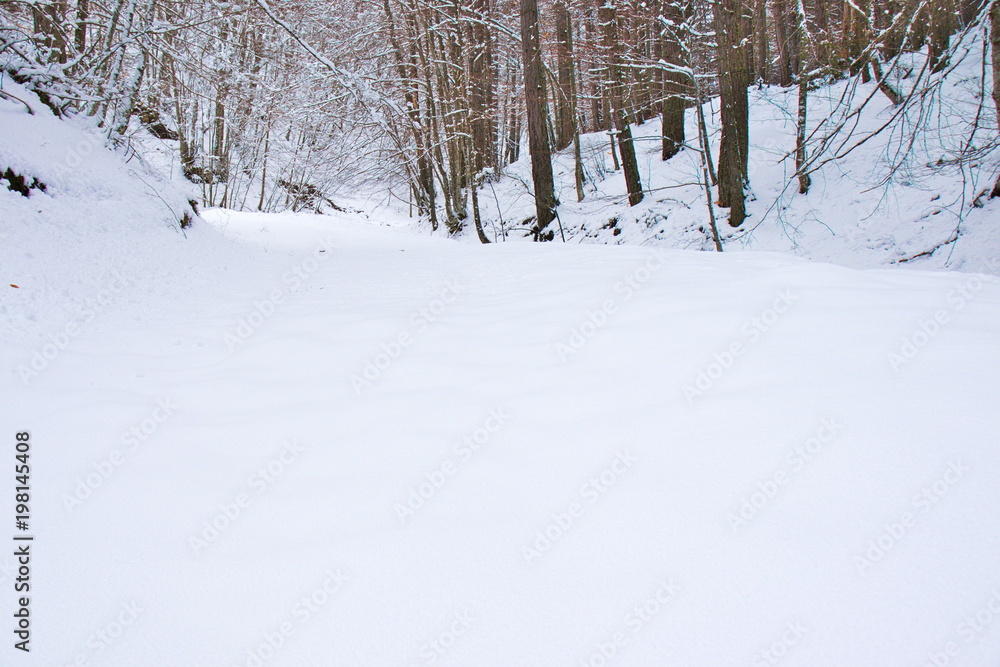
[773,0,794,86]
[468,0,496,172]
[928,0,955,72]
[521,0,558,238]
[74,0,88,54]
[755,0,770,82]
[659,0,689,160]
[990,0,1000,196]
[794,0,811,194]
[554,1,577,151]
[715,0,752,226]
[598,0,644,205]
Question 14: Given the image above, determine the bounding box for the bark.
[468,0,496,171]
[991,0,1000,196]
[520,0,558,236]
[660,0,689,160]
[774,0,793,86]
[554,1,576,151]
[928,0,954,72]
[75,0,88,54]
[694,67,723,251]
[755,0,770,82]
[794,0,810,194]
[597,0,644,205]
[715,0,752,225]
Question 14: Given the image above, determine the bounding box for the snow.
[4,60,1000,667]
[366,31,1000,274]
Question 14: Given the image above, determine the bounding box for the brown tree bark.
[554,0,577,152]
[520,0,558,237]
[774,0,794,86]
[715,0,752,226]
[659,0,689,160]
[468,0,496,171]
[597,0,644,205]
[754,0,770,82]
[990,0,1000,196]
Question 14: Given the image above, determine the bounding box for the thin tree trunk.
[990,0,1000,196]
[694,70,724,251]
[794,0,811,194]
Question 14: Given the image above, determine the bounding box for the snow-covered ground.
[4,62,1000,667]
[4,197,1000,665]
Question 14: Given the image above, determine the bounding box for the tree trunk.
[773,0,793,86]
[74,0,88,54]
[598,0,644,205]
[520,0,558,238]
[794,0,811,194]
[468,0,496,171]
[991,0,1000,196]
[659,0,689,160]
[755,0,770,82]
[715,0,751,226]
[554,1,577,152]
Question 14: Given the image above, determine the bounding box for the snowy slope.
[364,32,1000,275]
[3,197,1000,665]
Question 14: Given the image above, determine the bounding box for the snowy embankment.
[374,34,1000,274]
[4,74,1000,667]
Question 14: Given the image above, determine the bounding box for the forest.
[3,0,998,245]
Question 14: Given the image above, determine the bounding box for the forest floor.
[4,201,1000,665]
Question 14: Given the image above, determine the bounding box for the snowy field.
[4,201,1000,665]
